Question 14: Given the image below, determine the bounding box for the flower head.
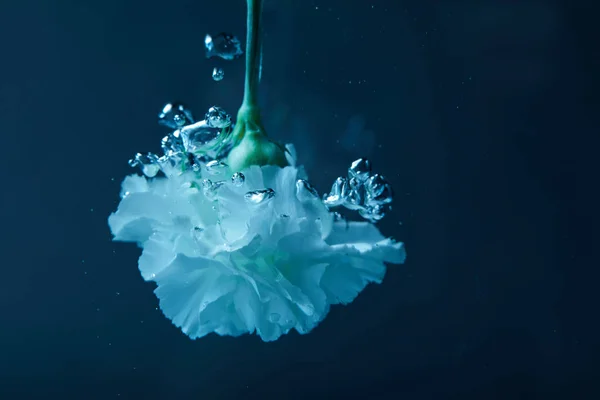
[109,146,405,341]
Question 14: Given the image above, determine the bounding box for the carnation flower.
[109,145,405,341]
[108,0,406,342]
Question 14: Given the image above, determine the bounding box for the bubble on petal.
[161,131,185,156]
[231,172,245,187]
[192,226,204,241]
[245,188,275,205]
[180,120,222,154]
[268,313,280,323]
[201,179,225,200]
[205,160,228,176]
[157,152,188,176]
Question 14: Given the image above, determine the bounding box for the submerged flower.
[109,0,407,342]
[108,146,405,341]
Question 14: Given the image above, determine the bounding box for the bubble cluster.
[323,158,393,222]
[205,106,232,129]
[128,105,393,222]
[128,102,234,178]
[128,153,160,178]
[180,121,222,154]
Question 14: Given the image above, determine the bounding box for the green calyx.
[226,0,288,171]
[228,105,287,171]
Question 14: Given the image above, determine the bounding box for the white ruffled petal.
[138,231,177,280]
[284,143,297,166]
[154,254,243,339]
[108,192,174,243]
[120,174,149,196]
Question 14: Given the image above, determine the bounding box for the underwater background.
[0,0,596,398]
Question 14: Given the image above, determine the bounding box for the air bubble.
[231,172,245,187]
[158,102,194,129]
[245,189,275,205]
[161,131,185,156]
[179,120,222,154]
[128,153,160,177]
[212,67,224,81]
[205,160,228,175]
[205,106,232,129]
[359,204,386,222]
[295,179,319,202]
[348,158,371,182]
[268,313,281,323]
[323,177,347,206]
[204,33,243,60]
[365,174,393,205]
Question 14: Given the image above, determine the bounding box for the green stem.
[243,0,262,110]
[226,0,287,170]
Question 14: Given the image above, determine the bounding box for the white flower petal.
[284,143,297,166]
[138,231,177,280]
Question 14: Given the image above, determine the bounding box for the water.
[13,2,577,398]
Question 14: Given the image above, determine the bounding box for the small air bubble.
[212,67,224,81]
[231,172,245,187]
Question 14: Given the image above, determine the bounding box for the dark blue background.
[0,0,596,398]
